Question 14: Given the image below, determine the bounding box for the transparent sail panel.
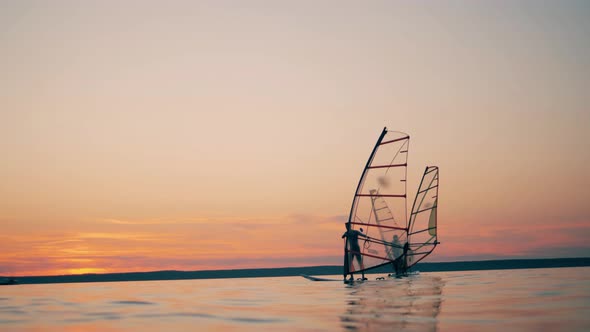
[407,166,439,269]
[346,130,409,274]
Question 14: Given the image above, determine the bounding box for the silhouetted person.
[392,235,402,259]
[402,242,409,271]
[390,236,410,277]
[343,223,367,281]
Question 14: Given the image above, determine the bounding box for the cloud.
[0,213,349,275]
[99,214,348,227]
[3,212,588,276]
[430,219,590,261]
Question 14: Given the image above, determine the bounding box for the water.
[1,267,589,331]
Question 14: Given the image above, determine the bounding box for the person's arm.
[342,232,347,239]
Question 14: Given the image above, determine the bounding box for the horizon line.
[5,256,589,279]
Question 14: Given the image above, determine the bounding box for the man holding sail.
[342,223,368,281]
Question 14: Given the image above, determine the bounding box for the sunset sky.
[1,1,589,276]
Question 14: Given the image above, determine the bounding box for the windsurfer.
[392,235,402,259]
[392,241,410,276]
[402,242,410,273]
[391,235,408,277]
[343,223,367,281]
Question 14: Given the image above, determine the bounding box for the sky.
[1,0,589,276]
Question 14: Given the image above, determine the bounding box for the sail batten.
[367,163,407,169]
[349,222,407,231]
[409,227,437,236]
[380,136,410,145]
[356,194,406,198]
[412,205,437,215]
[417,185,439,195]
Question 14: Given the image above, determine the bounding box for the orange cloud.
[0,214,347,276]
[1,213,588,276]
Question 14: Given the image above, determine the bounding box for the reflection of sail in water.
[340,275,444,332]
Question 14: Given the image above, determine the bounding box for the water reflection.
[341,274,443,332]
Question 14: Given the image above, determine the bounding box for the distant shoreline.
[6,257,589,285]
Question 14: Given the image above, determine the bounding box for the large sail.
[344,128,410,275]
[406,166,439,269]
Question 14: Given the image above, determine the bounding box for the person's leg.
[355,254,366,280]
[343,250,350,280]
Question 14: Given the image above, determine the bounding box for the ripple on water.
[0,319,27,324]
[227,316,286,323]
[0,268,587,331]
[218,298,266,307]
[0,306,27,315]
[110,300,155,305]
[85,311,122,320]
[132,311,285,325]
[535,291,562,297]
[134,312,214,319]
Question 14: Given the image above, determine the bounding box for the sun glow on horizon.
[65,267,108,275]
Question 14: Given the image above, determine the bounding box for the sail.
[344,128,409,275]
[406,166,439,269]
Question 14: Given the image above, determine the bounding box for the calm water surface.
[1,267,588,331]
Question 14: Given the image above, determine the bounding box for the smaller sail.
[406,166,439,269]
